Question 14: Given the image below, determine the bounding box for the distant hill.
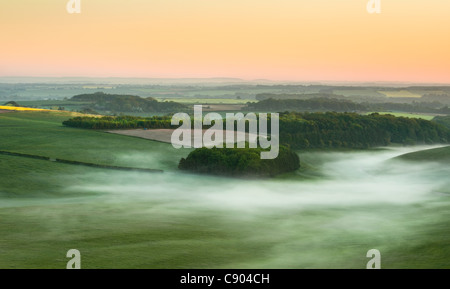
[70,92,185,113]
[395,146,450,163]
[3,101,21,107]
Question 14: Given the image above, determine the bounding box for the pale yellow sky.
[1,0,449,83]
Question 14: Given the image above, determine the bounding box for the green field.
[156,98,251,104]
[0,111,187,170]
[366,112,436,120]
[1,111,450,268]
[395,146,450,163]
[378,90,422,98]
[15,100,93,111]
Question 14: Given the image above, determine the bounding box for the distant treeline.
[178,145,300,177]
[422,94,450,105]
[248,97,365,112]
[250,96,450,114]
[364,102,450,114]
[255,93,346,101]
[71,92,186,113]
[63,112,450,149]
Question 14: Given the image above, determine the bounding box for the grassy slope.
[1,111,450,269]
[17,100,93,112]
[0,111,193,198]
[365,112,435,120]
[0,199,271,269]
[0,111,188,169]
[0,111,243,268]
[395,146,450,162]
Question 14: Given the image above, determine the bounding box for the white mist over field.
[70,146,449,213]
[51,145,448,268]
[2,145,449,268]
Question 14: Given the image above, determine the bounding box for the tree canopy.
[277,112,450,149]
[70,92,185,113]
[178,145,300,178]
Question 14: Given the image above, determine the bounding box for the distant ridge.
[0,77,247,85]
[1,77,449,86]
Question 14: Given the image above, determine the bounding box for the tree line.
[62,115,174,129]
[277,112,450,149]
[63,112,450,148]
[248,97,365,112]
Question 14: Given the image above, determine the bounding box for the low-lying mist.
[69,145,450,212]
[2,145,450,268]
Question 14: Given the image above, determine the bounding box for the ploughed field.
[107,128,254,148]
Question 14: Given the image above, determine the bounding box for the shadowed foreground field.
[1,111,449,268]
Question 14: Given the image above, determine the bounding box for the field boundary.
[0,150,163,173]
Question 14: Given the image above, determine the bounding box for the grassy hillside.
[433,115,450,129]
[395,146,450,163]
[0,111,254,269]
[0,111,188,170]
[2,110,450,269]
[367,112,435,121]
[0,110,191,198]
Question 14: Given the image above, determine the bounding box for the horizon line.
[1,76,450,86]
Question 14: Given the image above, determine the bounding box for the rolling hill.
[395,146,450,163]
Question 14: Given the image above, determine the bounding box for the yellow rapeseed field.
[0,106,52,112]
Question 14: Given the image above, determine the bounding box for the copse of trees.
[70,92,186,113]
[3,101,21,107]
[178,145,300,178]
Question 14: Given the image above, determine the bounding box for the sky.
[1,0,449,83]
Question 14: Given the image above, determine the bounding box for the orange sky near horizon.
[1,0,449,83]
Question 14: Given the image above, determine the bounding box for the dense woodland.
[63,112,450,149]
[178,145,300,177]
[277,112,450,149]
[71,92,185,113]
